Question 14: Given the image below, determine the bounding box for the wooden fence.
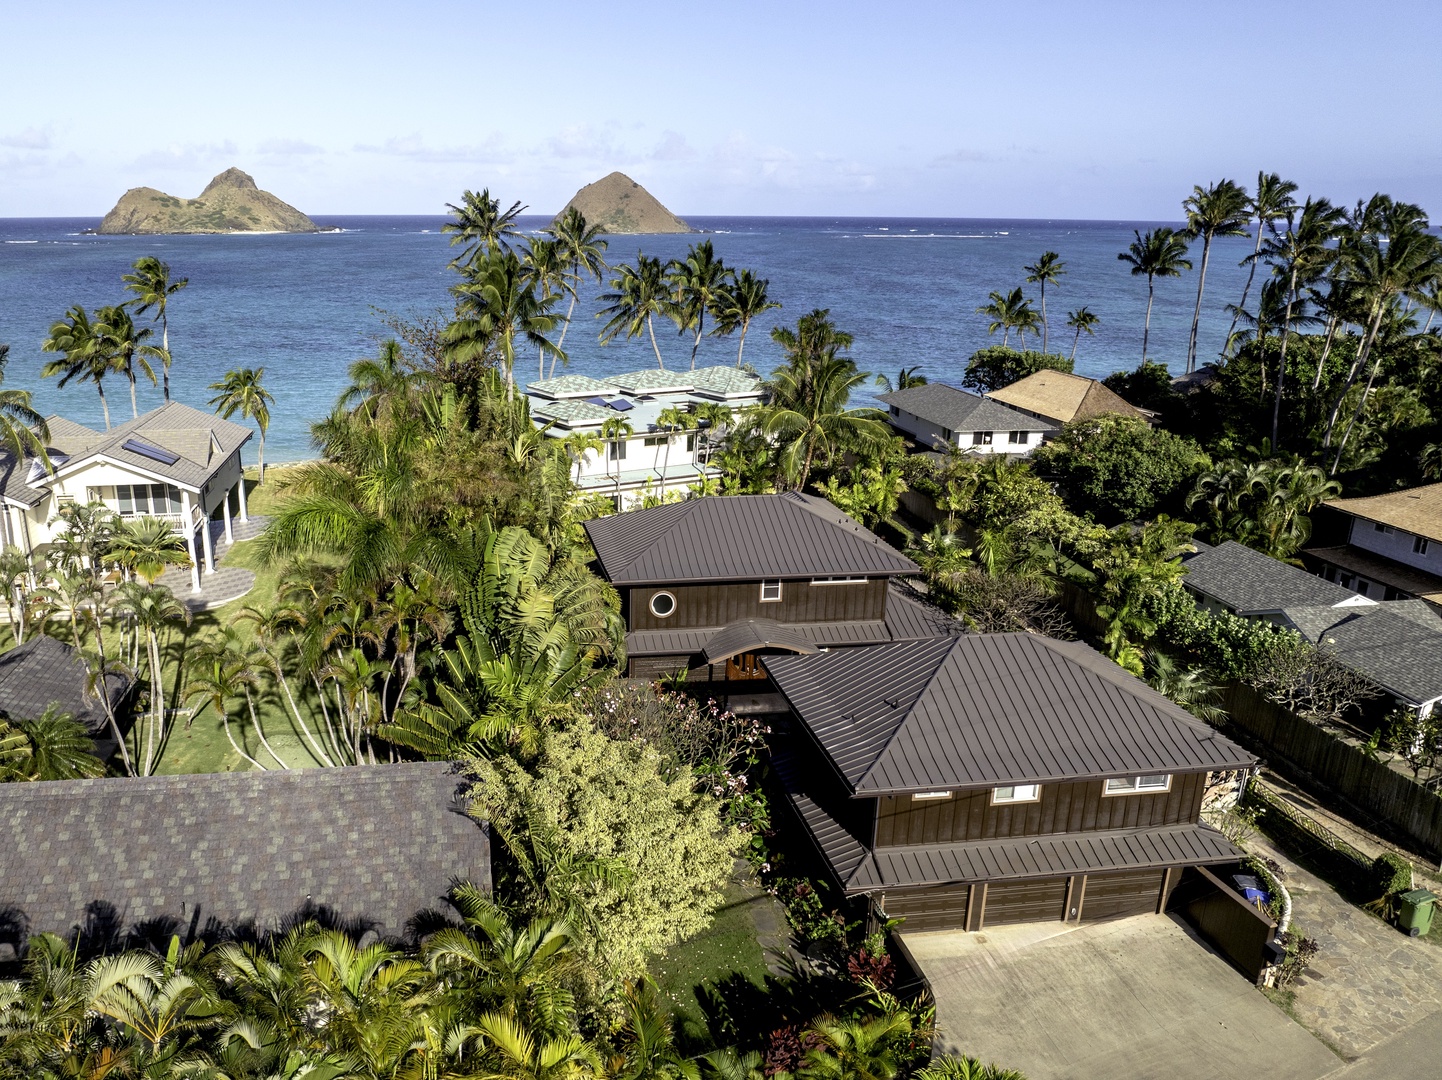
[1169,865,1278,985]
[1224,683,1442,862]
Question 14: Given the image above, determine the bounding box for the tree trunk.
[1187,235,1213,373]
[551,293,577,379]
[1071,326,1081,362]
[161,315,171,402]
[245,687,288,769]
[97,380,111,430]
[1271,271,1298,447]
[736,321,750,368]
[276,661,334,767]
[1226,229,1267,355]
[1040,284,1048,354]
[1311,316,1340,391]
[145,632,163,775]
[93,624,134,777]
[1323,302,1385,448]
[220,705,266,770]
[1142,278,1155,361]
[690,309,705,370]
[258,429,266,485]
[647,314,666,370]
[128,372,139,419]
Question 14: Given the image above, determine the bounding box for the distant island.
[554,171,692,234]
[97,168,323,234]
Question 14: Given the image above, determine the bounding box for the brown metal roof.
[702,620,818,663]
[584,493,918,585]
[764,634,1255,793]
[775,752,1241,894]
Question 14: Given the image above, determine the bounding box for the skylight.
[122,439,181,466]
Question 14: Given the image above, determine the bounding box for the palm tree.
[544,208,609,377]
[208,367,274,481]
[599,255,679,371]
[1065,307,1099,361]
[0,706,106,781]
[915,1058,1027,1080]
[654,406,696,488]
[444,188,525,266]
[1226,172,1299,354]
[0,346,48,462]
[450,249,564,400]
[339,339,415,418]
[668,240,730,370]
[875,366,928,393]
[465,1011,603,1080]
[1147,653,1226,724]
[1257,197,1345,445]
[40,305,115,429]
[522,237,572,381]
[600,417,634,486]
[0,546,31,646]
[110,516,191,584]
[114,581,191,775]
[762,357,888,490]
[122,256,188,402]
[711,269,780,367]
[185,631,271,770]
[976,288,1038,349]
[560,431,604,486]
[94,305,160,419]
[1117,228,1192,361]
[801,1012,912,1080]
[1023,252,1066,353]
[33,571,97,647]
[1180,179,1251,373]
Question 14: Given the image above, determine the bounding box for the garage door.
[1081,869,1165,921]
[883,883,969,933]
[983,878,1068,925]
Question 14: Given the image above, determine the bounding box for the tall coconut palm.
[1257,197,1345,446]
[185,630,271,771]
[761,357,887,490]
[875,367,928,393]
[522,237,572,381]
[122,256,188,401]
[975,288,1037,349]
[339,339,416,419]
[0,345,48,462]
[449,249,564,400]
[598,255,679,371]
[114,581,191,775]
[1117,228,1192,361]
[668,240,730,370]
[1023,252,1066,353]
[653,406,696,488]
[93,305,160,419]
[237,602,336,767]
[599,417,634,485]
[1065,307,1099,361]
[444,187,525,266]
[710,269,780,368]
[40,305,115,429]
[560,431,603,486]
[1226,172,1299,353]
[1180,179,1251,372]
[208,367,274,481]
[544,208,609,377]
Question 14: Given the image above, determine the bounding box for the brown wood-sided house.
[583,494,955,703]
[763,634,1257,932]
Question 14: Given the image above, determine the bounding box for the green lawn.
[650,877,771,1033]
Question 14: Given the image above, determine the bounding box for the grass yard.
[650,876,772,1035]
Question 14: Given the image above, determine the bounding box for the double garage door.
[885,869,1167,933]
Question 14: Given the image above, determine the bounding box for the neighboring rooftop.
[0,635,130,736]
[878,383,1052,435]
[1182,540,1366,614]
[763,634,1255,794]
[1276,601,1442,707]
[1303,544,1442,608]
[988,370,1148,426]
[1324,483,1442,544]
[584,492,919,585]
[0,762,486,952]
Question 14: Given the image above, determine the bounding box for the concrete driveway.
[901,914,1341,1080]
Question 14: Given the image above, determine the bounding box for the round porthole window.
[649,591,676,618]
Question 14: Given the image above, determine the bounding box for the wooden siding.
[872,773,1206,848]
[628,654,696,681]
[625,578,887,631]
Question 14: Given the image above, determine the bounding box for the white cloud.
[651,131,694,161]
[257,138,325,156]
[546,124,623,160]
[354,133,508,164]
[1,127,52,150]
[130,140,240,172]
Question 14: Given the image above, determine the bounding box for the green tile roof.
[689,366,764,397]
[531,399,617,426]
[607,369,698,394]
[526,374,615,399]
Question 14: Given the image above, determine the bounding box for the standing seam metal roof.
[764,634,1254,792]
[584,493,919,584]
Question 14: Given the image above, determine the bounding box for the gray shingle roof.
[764,634,1254,793]
[0,635,130,735]
[1277,602,1442,706]
[1183,540,1360,613]
[0,762,487,950]
[585,493,918,585]
[878,383,1050,433]
[774,752,1241,894]
[47,402,252,491]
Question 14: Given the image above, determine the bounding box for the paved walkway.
[156,516,269,611]
[902,915,1339,1080]
[1249,833,1442,1058]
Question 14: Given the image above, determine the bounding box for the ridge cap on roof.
[852,637,961,792]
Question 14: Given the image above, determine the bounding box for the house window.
[972,431,994,446]
[760,580,783,602]
[608,440,627,461]
[643,436,668,447]
[940,427,953,442]
[1375,522,1392,533]
[648,591,676,618]
[911,791,953,801]
[1414,536,1430,555]
[115,483,183,517]
[890,405,899,417]
[686,433,697,451]
[991,784,1041,804]
[1104,774,1172,795]
[1008,431,1027,444]
[810,576,866,585]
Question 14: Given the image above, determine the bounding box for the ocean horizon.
[0,214,1258,464]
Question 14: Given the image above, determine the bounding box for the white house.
[525,366,764,509]
[0,401,253,594]
[1304,483,1442,608]
[876,383,1053,454]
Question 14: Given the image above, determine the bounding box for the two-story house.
[0,402,252,594]
[582,493,955,706]
[763,633,1255,932]
[1303,483,1442,610]
[877,383,1054,454]
[527,366,764,509]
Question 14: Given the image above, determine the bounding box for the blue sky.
[3,0,1439,219]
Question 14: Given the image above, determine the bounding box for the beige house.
[987,370,1150,429]
[0,402,253,594]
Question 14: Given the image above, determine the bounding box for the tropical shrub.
[960,346,1072,393]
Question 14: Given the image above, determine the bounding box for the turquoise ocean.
[0,215,1259,464]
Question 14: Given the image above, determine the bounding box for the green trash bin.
[1397,888,1438,937]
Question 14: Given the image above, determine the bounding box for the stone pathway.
[734,860,792,976]
[1249,833,1442,1058]
[156,516,269,612]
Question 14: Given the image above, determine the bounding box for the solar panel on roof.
[608,398,633,411]
[584,396,612,408]
[122,439,181,466]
